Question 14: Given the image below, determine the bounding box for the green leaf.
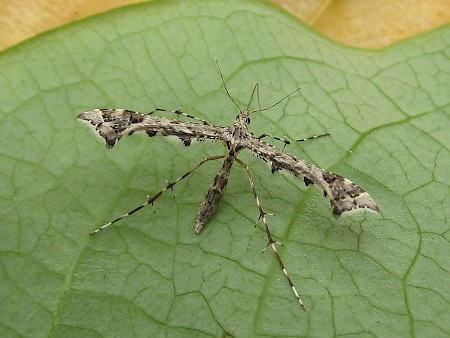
[0,0,449,336]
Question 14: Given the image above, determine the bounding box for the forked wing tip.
[332,191,380,216]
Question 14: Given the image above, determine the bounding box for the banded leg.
[151,107,211,125]
[256,133,330,147]
[236,158,306,310]
[90,155,224,235]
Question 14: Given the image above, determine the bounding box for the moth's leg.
[90,155,224,235]
[150,108,211,125]
[256,133,330,146]
[195,150,236,233]
[236,158,306,310]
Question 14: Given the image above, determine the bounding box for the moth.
[78,64,379,309]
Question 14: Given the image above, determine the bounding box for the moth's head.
[235,108,251,125]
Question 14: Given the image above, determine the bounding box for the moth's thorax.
[225,109,252,149]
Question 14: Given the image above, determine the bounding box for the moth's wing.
[248,139,379,215]
[77,109,225,147]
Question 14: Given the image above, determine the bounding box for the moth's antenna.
[250,87,301,114]
[215,59,242,112]
[246,83,259,110]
